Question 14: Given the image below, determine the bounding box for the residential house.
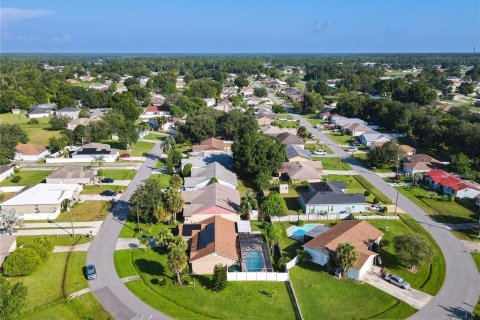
[184,162,237,191]
[424,169,480,199]
[260,125,297,136]
[214,99,233,113]
[446,92,464,100]
[176,77,186,89]
[286,144,311,162]
[0,183,82,220]
[181,183,241,223]
[15,144,50,161]
[28,103,55,118]
[299,182,367,214]
[141,105,171,119]
[0,235,17,268]
[240,86,254,97]
[90,108,109,118]
[203,98,216,108]
[359,130,391,147]
[256,113,275,126]
[399,145,416,156]
[46,165,95,185]
[475,194,480,208]
[150,94,166,106]
[89,83,109,91]
[303,220,383,280]
[56,107,81,120]
[0,165,15,182]
[278,161,322,182]
[343,123,371,136]
[67,118,101,130]
[181,152,233,170]
[246,96,265,106]
[136,76,149,86]
[331,116,367,127]
[220,87,238,99]
[180,216,239,275]
[191,138,232,153]
[403,154,441,175]
[71,143,119,162]
[275,132,304,148]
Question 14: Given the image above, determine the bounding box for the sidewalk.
[16,221,103,236]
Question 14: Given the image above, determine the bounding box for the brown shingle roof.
[189,216,239,262]
[191,138,231,152]
[15,144,47,155]
[182,183,241,217]
[275,132,304,145]
[278,161,322,180]
[304,220,383,268]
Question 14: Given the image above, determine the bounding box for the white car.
[313,150,328,155]
[347,147,358,152]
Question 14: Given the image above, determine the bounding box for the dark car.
[101,177,114,183]
[383,273,410,289]
[85,264,97,280]
[100,190,117,197]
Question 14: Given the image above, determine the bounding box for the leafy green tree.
[182,163,192,177]
[2,247,42,276]
[0,276,28,320]
[406,81,437,105]
[335,243,359,277]
[49,116,69,130]
[254,171,272,190]
[239,191,258,220]
[186,79,222,98]
[271,104,284,114]
[394,233,433,271]
[217,110,258,141]
[368,141,403,169]
[234,76,249,88]
[300,92,323,114]
[154,226,175,249]
[129,178,165,222]
[161,136,176,154]
[170,174,183,189]
[296,249,312,263]
[212,264,228,292]
[450,153,472,176]
[0,90,33,113]
[297,126,308,139]
[162,188,184,222]
[48,136,69,153]
[286,74,298,87]
[178,107,221,143]
[148,73,177,94]
[457,82,474,95]
[254,87,268,97]
[264,223,282,255]
[167,245,188,286]
[260,192,288,220]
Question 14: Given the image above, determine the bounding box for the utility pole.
[394,190,400,217]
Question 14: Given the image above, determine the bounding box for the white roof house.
[203,98,216,108]
[0,183,82,220]
[330,116,368,126]
[359,130,391,147]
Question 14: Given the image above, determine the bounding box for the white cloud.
[1,7,52,24]
[53,33,73,42]
[313,19,335,33]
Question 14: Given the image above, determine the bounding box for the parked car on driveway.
[100,190,117,197]
[383,273,410,289]
[370,205,385,212]
[101,177,114,183]
[313,150,328,155]
[85,264,97,280]
[347,147,358,152]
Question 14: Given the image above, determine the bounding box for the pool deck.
[286,223,321,242]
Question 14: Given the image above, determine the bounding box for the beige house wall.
[191,254,238,275]
[185,214,240,224]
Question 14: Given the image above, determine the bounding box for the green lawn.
[369,215,446,295]
[101,169,136,180]
[116,248,297,320]
[118,220,173,238]
[238,179,255,197]
[16,235,93,247]
[149,174,171,189]
[353,175,392,203]
[81,185,126,194]
[0,113,62,146]
[313,157,352,170]
[307,118,327,126]
[272,185,308,214]
[0,170,52,186]
[325,132,357,146]
[290,262,417,320]
[144,133,167,141]
[472,253,480,273]
[9,251,110,319]
[304,141,334,154]
[323,174,375,203]
[56,201,110,222]
[102,140,155,156]
[398,186,478,224]
[272,120,298,129]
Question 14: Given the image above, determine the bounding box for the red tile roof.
[426,169,480,191]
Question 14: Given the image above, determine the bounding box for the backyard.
[103,140,155,156]
[290,262,417,320]
[0,170,52,186]
[114,248,297,320]
[271,184,309,214]
[56,201,110,222]
[0,113,62,146]
[9,251,110,319]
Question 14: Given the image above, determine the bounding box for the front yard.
[81,185,127,194]
[313,157,352,171]
[56,201,110,222]
[149,173,171,189]
[101,169,136,180]
[114,248,297,320]
[0,170,52,186]
[325,131,357,146]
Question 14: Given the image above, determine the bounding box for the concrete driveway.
[363,270,433,309]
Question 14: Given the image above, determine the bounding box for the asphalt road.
[87,143,171,320]
[291,111,480,319]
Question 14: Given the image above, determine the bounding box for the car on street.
[383,273,410,289]
[100,190,117,197]
[101,177,114,183]
[85,264,97,280]
[347,147,358,152]
[313,150,328,155]
[119,153,131,159]
[315,124,325,129]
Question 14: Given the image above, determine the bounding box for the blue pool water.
[291,225,318,238]
[246,251,264,272]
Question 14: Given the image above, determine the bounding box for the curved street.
[292,111,480,319]
[87,143,171,320]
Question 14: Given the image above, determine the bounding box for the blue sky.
[1,0,479,53]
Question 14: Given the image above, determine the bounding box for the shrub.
[13,168,20,174]
[27,243,50,262]
[28,118,39,124]
[212,264,227,292]
[297,219,305,227]
[373,197,380,204]
[33,236,54,252]
[182,163,192,177]
[364,190,371,197]
[10,176,21,183]
[3,247,42,276]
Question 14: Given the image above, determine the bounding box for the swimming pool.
[287,224,321,242]
[246,251,264,272]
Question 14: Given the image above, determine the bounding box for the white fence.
[227,272,289,282]
[0,186,25,193]
[271,213,351,222]
[46,158,115,163]
[286,256,299,270]
[356,215,399,220]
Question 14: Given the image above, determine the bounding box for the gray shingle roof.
[300,182,366,205]
[286,144,311,160]
[184,162,237,188]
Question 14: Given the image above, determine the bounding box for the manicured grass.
[0,170,52,186]
[271,185,308,214]
[120,248,297,320]
[0,113,62,145]
[114,250,139,278]
[353,175,392,203]
[304,141,334,154]
[313,157,352,170]
[17,235,93,247]
[81,185,126,194]
[369,215,446,295]
[307,118,327,126]
[398,186,478,224]
[144,132,167,140]
[323,174,375,203]
[56,201,110,222]
[0,192,16,201]
[9,251,109,319]
[276,113,294,120]
[290,262,417,320]
[472,253,480,273]
[325,131,357,146]
[118,220,172,238]
[149,173,171,189]
[272,120,298,129]
[129,141,155,156]
[101,169,136,180]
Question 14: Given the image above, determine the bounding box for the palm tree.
[161,136,176,154]
[163,188,184,222]
[154,227,174,249]
[154,116,168,130]
[412,172,423,186]
[239,191,257,220]
[264,223,282,256]
[155,205,172,223]
[167,247,188,286]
